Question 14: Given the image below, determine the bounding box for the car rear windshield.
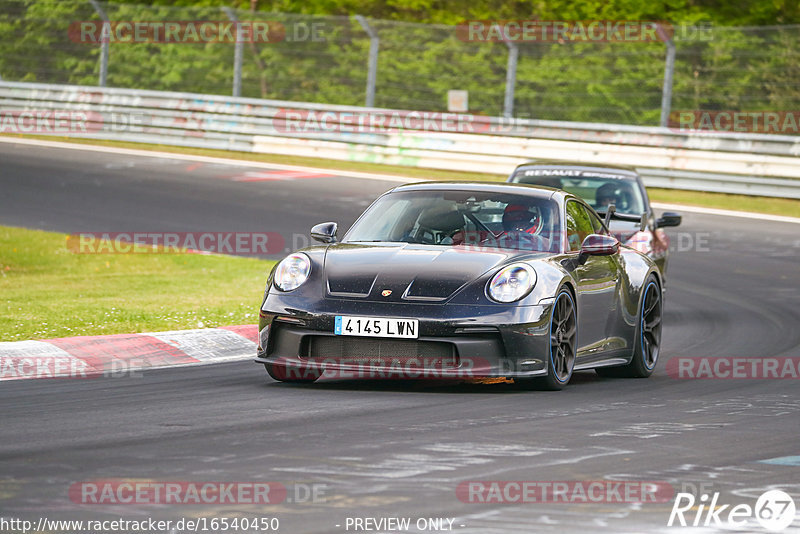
[512,168,646,215]
[344,190,561,252]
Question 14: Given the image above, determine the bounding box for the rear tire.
[596,275,662,379]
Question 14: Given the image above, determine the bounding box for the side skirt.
[574,357,629,371]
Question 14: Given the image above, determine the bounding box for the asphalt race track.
[2,141,800,533]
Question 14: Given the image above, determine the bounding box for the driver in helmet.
[502,204,541,234]
[596,183,618,209]
[498,203,549,251]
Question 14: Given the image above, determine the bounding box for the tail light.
[625,231,652,254]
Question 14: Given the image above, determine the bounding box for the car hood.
[323,242,526,302]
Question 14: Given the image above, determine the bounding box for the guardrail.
[1,81,799,198]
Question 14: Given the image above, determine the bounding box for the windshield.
[511,168,646,215]
[344,190,561,252]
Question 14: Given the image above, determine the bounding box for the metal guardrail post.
[355,15,379,108]
[222,7,243,98]
[658,26,676,128]
[503,40,518,119]
[88,0,109,87]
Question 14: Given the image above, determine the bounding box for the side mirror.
[310,222,338,243]
[656,212,682,228]
[579,234,619,261]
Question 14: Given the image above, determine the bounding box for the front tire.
[521,288,577,391]
[596,275,662,378]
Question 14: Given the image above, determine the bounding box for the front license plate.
[334,316,419,339]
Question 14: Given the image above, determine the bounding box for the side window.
[566,201,594,252]
[584,205,606,235]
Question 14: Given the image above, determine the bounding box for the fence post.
[222,7,243,98]
[355,15,379,108]
[659,32,676,127]
[88,0,109,87]
[503,40,518,118]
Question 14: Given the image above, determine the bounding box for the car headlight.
[273,253,311,292]
[487,263,536,303]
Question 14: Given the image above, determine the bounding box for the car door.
[565,200,621,359]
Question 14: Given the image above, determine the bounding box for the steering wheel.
[402,227,436,244]
[508,231,548,251]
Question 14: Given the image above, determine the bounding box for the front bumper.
[255,295,554,379]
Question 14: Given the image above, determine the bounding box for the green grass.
[3,134,799,218]
[0,226,274,342]
[647,188,800,218]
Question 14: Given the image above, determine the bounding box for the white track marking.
[150,328,255,362]
[0,327,256,381]
[651,202,800,224]
[0,340,96,380]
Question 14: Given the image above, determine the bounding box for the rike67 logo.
[668,490,796,531]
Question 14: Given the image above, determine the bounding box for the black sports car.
[507,161,681,279]
[256,182,664,390]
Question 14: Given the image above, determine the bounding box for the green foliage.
[191,0,800,25]
[0,0,798,125]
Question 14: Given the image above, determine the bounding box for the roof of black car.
[390,180,574,201]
